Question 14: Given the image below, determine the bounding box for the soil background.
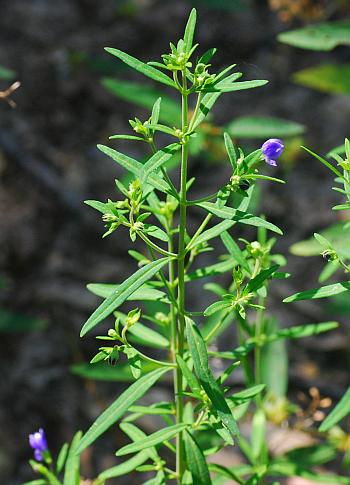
[1,1,350,483]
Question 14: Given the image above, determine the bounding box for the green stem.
[175,71,189,484]
[137,231,176,258]
[236,311,254,387]
[186,213,212,252]
[186,193,218,205]
[188,92,203,132]
[254,293,266,397]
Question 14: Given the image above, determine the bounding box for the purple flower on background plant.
[261,138,284,166]
[29,428,48,462]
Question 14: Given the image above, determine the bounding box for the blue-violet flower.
[261,138,284,166]
[29,428,48,462]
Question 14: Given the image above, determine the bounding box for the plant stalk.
[175,71,189,483]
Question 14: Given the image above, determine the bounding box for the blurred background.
[1,0,350,483]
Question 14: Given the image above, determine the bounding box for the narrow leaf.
[220,232,250,272]
[184,430,212,485]
[246,265,279,292]
[56,442,69,474]
[223,132,237,170]
[142,144,181,180]
[98,451,150,480]
[76,367,169,453]
[186,318,239,436]
[87,283,167,302]
[319,386,350,432]
[116,423,187,456]
[202,80,268,93]
[183,8,197,53]
[284,282,350,303]
[188,220,235,250]
[81,258,169,336]
[198,202,283,235]
[105,48,176,88]
[63,431,83,485]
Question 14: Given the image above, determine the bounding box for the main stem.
[175,71,189,483]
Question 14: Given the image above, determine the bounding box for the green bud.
[126,308,141,328]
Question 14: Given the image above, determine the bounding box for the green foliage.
[0,65,16,80]
[227,116,305,139]
[26,8,348,485]
[278,22,350,51]
[293,64,350,95]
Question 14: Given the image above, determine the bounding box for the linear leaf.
[198,202,282,234]
[270,321,338,342]
[203,80,268,93]
[105,48,176,87]
[98,144,142,175]
[223,132,237,170]
[191,73,238,131]
[246,265,279,292]
[284,282,350,303]
[76,367,169,454]
[63,431,83,485]
[186,318,239,436]
[97,144,170,194]
[220,232,250,272]
[228,385,266,405]
[204,300,231,317]
[188,220,236,250]
[183,8,197,53]
[176,355,201,395]
[120,422,159,461]
[319,386,350,432]
[142,144,181,180]
[56,442,69,474]
[81,258,169,336]
[116,423,187,456]
[109,134,144,141]
[84,200,109,214]
[184,431,212,485]
[302,146,344,180]
[87,283,167,302]
[98,451,150,480]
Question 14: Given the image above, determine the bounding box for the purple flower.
[29,428,48,462]
[261,138,284,167]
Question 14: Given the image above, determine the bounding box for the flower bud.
[261,139,284,167]
[29,428,48,462]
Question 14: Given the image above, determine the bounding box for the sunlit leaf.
[116,424,187,456]
[81,258,169,336]
[105,48,176,87]
[76,367,169,453]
